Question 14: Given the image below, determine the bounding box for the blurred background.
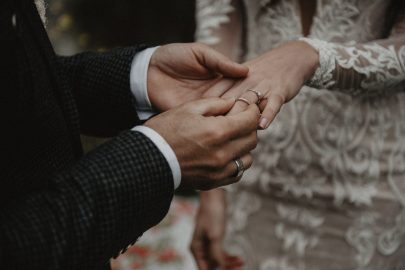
[48,0,195,54]
[46,1,199,269]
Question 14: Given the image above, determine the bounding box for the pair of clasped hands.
[145,42,319,191]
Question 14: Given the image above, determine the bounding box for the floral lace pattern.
[195,0,405,269]
[34,0,47,25]
[195,0,234,45]
[301,38,405,96]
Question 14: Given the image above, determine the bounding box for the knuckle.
[223,119,235,134]
[217,170,231,181]
[192,42,204,51]
[195,42,208,49]
[271,92,286,105]
[213,127,228,141]
[214,150,229,168]
[208,171,219,180]
[246,111,260,130]
[205,170,221,182]
[265,105,279,118]
[248,103,260,115]
[260,79,272,90]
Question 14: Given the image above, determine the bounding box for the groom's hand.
[145,97,260,190]
[147,43,249,112]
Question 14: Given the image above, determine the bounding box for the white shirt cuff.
[130,46,160,120]
[132,126,182,189]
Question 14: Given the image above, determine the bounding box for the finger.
[226,153,253,179]
[222,132,257,163]
[224,255,245,270]
[223,104,261,139]
[259,91,285,129]
[191,146,255,189]
[190,97,236,116]
[227,83,268,116]
[215,154,254,187]
[258,98,268,113]
[196,44,249,78]
[203,78,239,98]
[195,258,210,270]
[209,238,225,268]
[226,97,252,116]
[221,80,249,100]
[239,89,262,105]
[224,253,244,266]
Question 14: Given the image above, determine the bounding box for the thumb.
[191,97,236,116]
[195,44,249,78]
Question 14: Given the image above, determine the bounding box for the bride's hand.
[206,40,319,129]
[190,189,244,270]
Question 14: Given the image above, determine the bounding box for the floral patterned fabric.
[196,0,405,269]
[111,197,198,270]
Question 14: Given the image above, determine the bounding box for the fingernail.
[259,117,269,129]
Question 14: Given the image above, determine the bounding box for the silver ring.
[247,89,263,104]
[233,158,245,179]
[236,97,251,106]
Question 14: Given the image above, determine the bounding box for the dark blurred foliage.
[49,0,195,50]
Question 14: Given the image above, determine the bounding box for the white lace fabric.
[34,0,47,25]
[300,37,405,96]
[196,0,405,270]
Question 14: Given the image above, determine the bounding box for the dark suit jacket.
[0,0,174,269]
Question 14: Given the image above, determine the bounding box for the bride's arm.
[218,8,405,129]
[301,10,405,96]
[195,0,244,61]
[190,2,246,269]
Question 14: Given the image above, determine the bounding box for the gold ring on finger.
[247,89,263,104]
[236,97,251,106]
[233,158,245,179]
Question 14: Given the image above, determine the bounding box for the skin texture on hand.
[189,40,319,270]
[191,189,244,270]
[204,40,320,129]
[144,97,260,191]
[190,89,260,270]
[147,43,249,112]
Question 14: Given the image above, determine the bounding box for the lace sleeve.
[195,0,243,61]
[300,36,405,96]
[300,6,405,96]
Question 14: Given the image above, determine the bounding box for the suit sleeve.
[0,131,174,270]
[57,46,148,137]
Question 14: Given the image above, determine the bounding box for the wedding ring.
[236,97,251,106]
[247,89,263,104]
[233,158,245,179]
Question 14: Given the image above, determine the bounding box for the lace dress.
[196,1,405,269]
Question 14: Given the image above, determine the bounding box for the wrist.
[297,40,320,82]
[201,189,225,201]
